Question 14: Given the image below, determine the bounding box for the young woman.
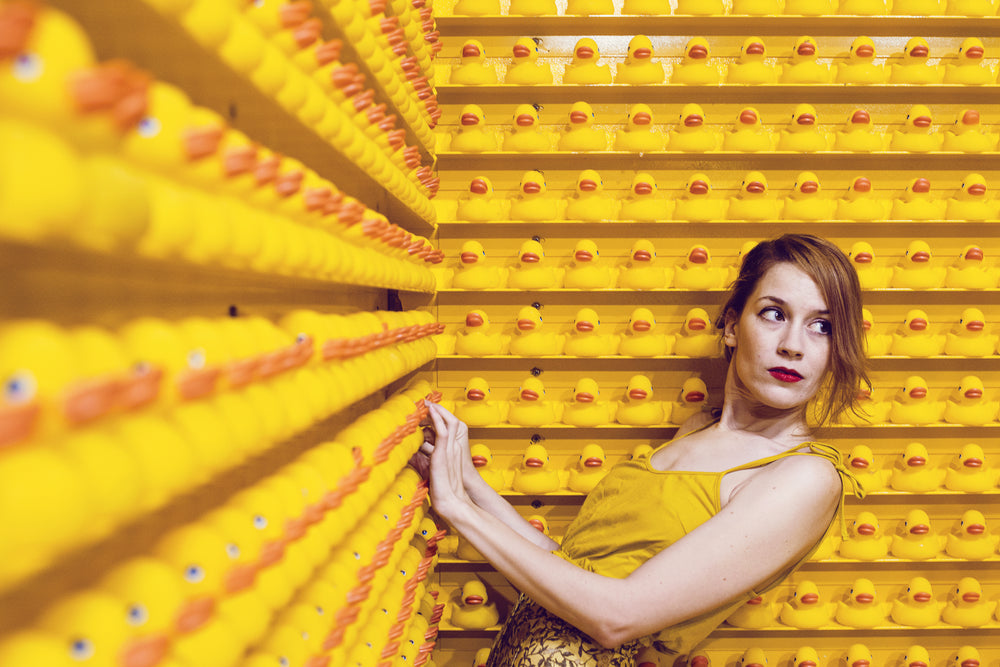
[414,234,870,666]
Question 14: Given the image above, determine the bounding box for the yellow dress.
[486,430,863,666]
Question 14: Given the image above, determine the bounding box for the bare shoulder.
[754,451,843,500]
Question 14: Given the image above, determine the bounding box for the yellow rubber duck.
[508,239,563,289]
[942,109,998,153]
[450,40,499,85]
[472,647,492,666]
[564,443,609,496]
[504,103,552,152]
[675,246,726,290]
[674,308,721,357]
[452,240,507,289]
[891,0,943,14]
[454,0,501,14]
[505,38,552,85]
[837,178,888,221]
[509,306,564,356]
[509,170,561,221]
[616,374,667,425]
[509,0,558,14]
[835,37,887,84]
[674,173,728,221]
[839,511,890,560]
[619,308,674,357]
[945,175,996,221]
[563,307,619,356]
[846,645,876,667]
[615,35,665,84]
[890,375,947,425]
[943,578,996,627]
[456,176,506,222]
[890,178,944,220]
[944,39,992,84]
[620,174,671,221]
[564,240,616,289]
[890,309,945,357]
[947,0,998,12]
[0,630,75,667]
[890,105,942,152]
[675,0,725,13]
[726,597,777,628]
[40,589,158,667]
[848,242,891,289]
[619,240,671,289]
[889,441,945,490]
[945,444,997,492]
[945,510,999,559]
[563,39,612,85]
[833,109,886,152]
[859,308,891,357]
[667,103,719,152]
[776,103,829,152]
[450,579,500,629]
[468,443,507,491]
[558,101,608,152]
[508,376,560,426]
[839,0,887,11]
[890,509,945,560]
[945,244,996,289]
[781,36,831,83]
[836,578,889,628]
[890,240,945,289]
[843,380,891,425]
[782,171,835,220]
[623,0,672,12]
[614,103,664,152]
[944,376,998,425]
[779,581,834,629]
[454,377,505,426]
[512,443,562,492]
[565,169,618,220]
[722,107,773,152]
[670,37,719,84]
[889,38,943,84]
[727,38,778,84]
[567,0,614,13]
[450,104,498,152]
[455,310,509,356]
[672,377,709,424]
[844,444,889,491]
[945,308,997,357]
[728,171,780,221]
[732,0,783,13]
[563,377,614,426]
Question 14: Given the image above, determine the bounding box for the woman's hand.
[421,402,478,517]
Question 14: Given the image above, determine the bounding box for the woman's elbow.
[588,619,640,650]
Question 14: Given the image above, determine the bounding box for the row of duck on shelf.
[449,102,998,154]
[437,239,1000,291]
[439,373,1000,427]
[449,0,999,16]
[449,36,997,86]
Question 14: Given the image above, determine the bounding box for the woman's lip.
[769,368,803,382]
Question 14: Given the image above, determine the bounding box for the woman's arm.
[426,403,842,649]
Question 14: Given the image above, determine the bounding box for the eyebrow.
[758,295,830,315]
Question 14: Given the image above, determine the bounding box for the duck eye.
[185,565,205,583]
[226,543,240,559]
[187,348,206,370]
[253,515,268,530]
[280,658,290,667]
[4,371,37,405]
[296,333,308,344]
[127,603,149,626]
[69,638,95,660]
[13,52,43,82]
[137,116,162,138]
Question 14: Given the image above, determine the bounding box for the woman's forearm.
[464,472,560,551]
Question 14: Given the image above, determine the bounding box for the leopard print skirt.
[485,593,642,667]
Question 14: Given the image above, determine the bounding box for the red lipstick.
[769,367,803,383]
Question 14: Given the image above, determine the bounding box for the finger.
[422,426,436,446]
[427,405,450,446]
[420,442,434,456]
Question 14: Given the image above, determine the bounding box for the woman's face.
[724,262,832,411]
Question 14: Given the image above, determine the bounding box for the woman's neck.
[716,364,814,447]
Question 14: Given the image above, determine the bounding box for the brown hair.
[717,234,870,425]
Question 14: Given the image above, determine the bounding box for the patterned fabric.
[485,593,641,667]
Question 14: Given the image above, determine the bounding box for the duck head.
[467,175,494,198]
[792,36,819,63]
[630,173,656,197]
[684,172,712,198]
[898,377,931,408]
[572,377,601,403]
[572,307,601,335]
[849,241,875,268]
[952,646,982,667]
[511,37,540,63]
[625,374,654,403]
[847,645,874,667]
[682,307,711,335]
[629,239,656,264]
[626,103,654,130]
[902,37,930,64]
[952,509,987,539]
[791,171,821,198]
[950,577,984,607]
[678,376,708,405]
[460,39,487,64]
[847,578,878,607]
[627,307,657,335]
[740,648,768,667]
[898,309,930,337]
[458,103,486,128]
[898,441,930,469]
[845,108,874,133]
[897,508,932,539]
[952,375,986,405]
[847,444,876,473]
[512,103,540,131]
[677,103,706,133]
[954,307,986,337]
[464,309,490,331]
[952,109,982,136]
[626,35,654,64]
[568,100,596,129]
[517,239,546,266]
[787,103,818,134]
[740,171,769,198]
[900,240,932,267]
[951,444,986,472]
[848,36,877,64]
[903,104,933,134]
[845,176,873,202]
[790,580,821,609]
[795,646,820,667]
[571,38,600,66]
[575,169,603,196]
[516,376,547,404]
[739,36,767,63]
[572,239,600,265]
[682,37,710,63]
[953,245,985,271]
[958,174,988,200]
[851,511,882,538]
[578,443,606,469]
[463,376,491,401]
[460,579,489,606]
[526,514,549,533]
[902,178,932,202]
[514,305,544,333]
[459,240,486,266]
[518,169,547,197]
[957,37,985,65]
[734,107,763,130]
[902,644,932,667]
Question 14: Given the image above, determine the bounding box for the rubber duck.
[454,377,505,426]
[889,378,945,426]
[948,648,986,667]
[889,442,945,490]
[451,40,499,85]
[839,0,887,11]
[505,38,552,85]
[727,38,778,84]
[673,308,721,357]
[722,107,773,152]
[616,36,665,84]
[891,579,943,627]
[509,306,565,356]
[667,103,719,152]
[728,171,780,220]
[833,109,885,152]
[563,307,619,356]
[947,0,998,13]
[727,242,758,283]
[945,510,999,559]
[450,104,498,152]
[890,309,945,357]
[508,239,563,289]
[614,103,664,152]
[558,101,608,152]
[726,597,777,628]
[944,39,992,84]
[565,170,619,221]
[509,0,558,14]
[891,509,944,560]
[899,646,938,667]
[845,444,889,491]
[456,176,505,222]
[890,38,943,84]
[454,0,501,14]
[844,380,892,425]
[452,240,507,289]
[563,39,613,85]
[504,104,552,152]
[945,444,997,492]
[0,630,75,667]
[844,645,877,667]
[890,178,943,221]
[891,0,943,14]
[617,308,672,357]
[779,581,834,629]
[945,308,997,357]
[39,589,157,667]
[670,38,719,85]
[675,0,725,13]
[944,376,998,425]
[836,578,888,627]
[673,173,727,221]
[949,245,999,290]
[675,245,726,289]
[512,443,561,493]
[890,105,942,153]
[943,578,996,627]
[776,103,829,152]
[782,171,835,220]
[620,174,671,221]
[945,175,996,221]
[567,444,609,493]
[472,648,492,666]
[567,0,615,13]
[891,240,945,289]
[455,310,509,356]
[564,240,616,289]
[839,511,891,560]
[849,241,892,289]
[672,377,709,424]
[562,377,614,426]
[509,170,560,221]
[619,240,671,289]
[732,0,783,13]
[616,375,667,425]
[942,109,998,153]
[793,647,823,667]
[837,178,888,222]
[859,308,891,357]
[507,376,560,426]
[781,36,831,83]
[836,37,887,84]
[450,579,500,629]
[469,443,507,491]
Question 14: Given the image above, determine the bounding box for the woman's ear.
[723,309,738,348]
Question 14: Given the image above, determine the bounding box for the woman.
[414,234,869,666]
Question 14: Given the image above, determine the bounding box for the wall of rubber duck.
[1,0,999,665]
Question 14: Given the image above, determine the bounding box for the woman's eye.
[808,320,832,335]
[759,307,783,322]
